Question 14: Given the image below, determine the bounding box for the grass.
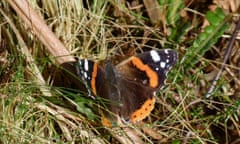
[1,0,240,143]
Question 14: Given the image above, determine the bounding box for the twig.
[7,0,75,65]
[205,19,240,98]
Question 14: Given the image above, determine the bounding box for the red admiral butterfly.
[76,49,178,127]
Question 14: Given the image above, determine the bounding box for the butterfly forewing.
[116,49,178,89]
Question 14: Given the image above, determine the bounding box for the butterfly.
[76,49,178,127]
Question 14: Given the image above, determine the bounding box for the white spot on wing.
[84,59,88,71]
[164,49,169,54]
[166,59,169,63]
[150,50,161,62]
[160,62,166,68]
[143,79,147,84]
[84,72,88,79]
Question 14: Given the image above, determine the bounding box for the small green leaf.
[183,7,230,69]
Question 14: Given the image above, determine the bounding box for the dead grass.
[0,0,240,143]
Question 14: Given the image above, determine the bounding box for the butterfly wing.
[116,49,178,122]
[76,59,121,126]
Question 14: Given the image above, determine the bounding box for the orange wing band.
[101,112,113,127]
[130,97,156,122]
[91,63,98,95]
[131,57,158,88]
